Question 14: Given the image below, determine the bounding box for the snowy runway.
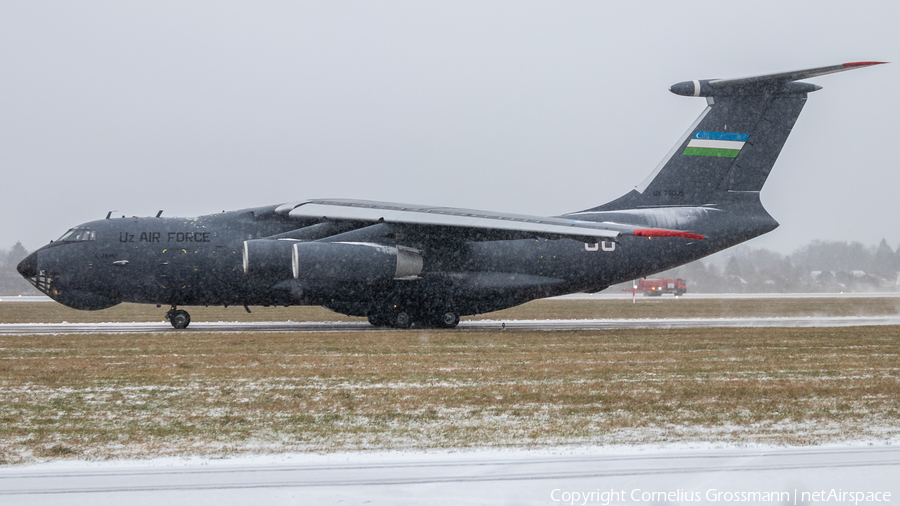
[2,445,897,505]
[2,315,900,334]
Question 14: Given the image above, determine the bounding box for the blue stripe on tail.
[693,131,749,142]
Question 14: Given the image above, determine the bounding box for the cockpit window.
[57,227,96,242]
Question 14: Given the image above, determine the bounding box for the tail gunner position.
[18,62,884,328]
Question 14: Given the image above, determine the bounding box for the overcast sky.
[1,1,897,254]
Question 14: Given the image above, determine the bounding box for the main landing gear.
[436,311,460,328]
[366,307,460,329]
[165,306,191,329]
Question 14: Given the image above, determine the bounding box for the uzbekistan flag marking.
[683,131,749,158]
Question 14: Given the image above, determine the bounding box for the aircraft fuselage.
[19,196,776,318]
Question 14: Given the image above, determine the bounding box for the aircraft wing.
[274,199,704,242]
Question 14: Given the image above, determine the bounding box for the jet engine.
[292,242,422,282]
[244,239,423,283]
[242,239,295,277]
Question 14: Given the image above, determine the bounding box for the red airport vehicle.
[629,278,687,296]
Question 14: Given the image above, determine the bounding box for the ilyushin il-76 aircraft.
[18,62,883,329]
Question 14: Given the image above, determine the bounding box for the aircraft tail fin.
[589,62,885,211]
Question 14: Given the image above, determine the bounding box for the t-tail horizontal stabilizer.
[669,61,886,97]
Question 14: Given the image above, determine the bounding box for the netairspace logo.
[550,488,892,505]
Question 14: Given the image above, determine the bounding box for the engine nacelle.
[243,239,295,277]
[292,242,423,282]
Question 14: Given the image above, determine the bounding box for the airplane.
[17,62,883,329]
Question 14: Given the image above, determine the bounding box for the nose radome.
[17,252,38,278]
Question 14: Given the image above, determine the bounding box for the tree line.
[632,239,900,293]
[0,242,39,295]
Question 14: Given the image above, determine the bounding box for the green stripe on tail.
[682,147,740,158]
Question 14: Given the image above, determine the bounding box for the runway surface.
[1,445,897,505]
[557,291,900,300]
[1,315,900,334]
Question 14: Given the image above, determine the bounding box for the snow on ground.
[2,441,899,506]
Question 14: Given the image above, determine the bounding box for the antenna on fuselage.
[106,210,118,219]
[156,210,163,218]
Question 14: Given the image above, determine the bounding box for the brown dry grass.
[481,297,900,320]
[1,325,898,464]
[0,302,356,324]
[1,296,897,324]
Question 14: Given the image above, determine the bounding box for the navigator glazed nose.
[17,251,38,279]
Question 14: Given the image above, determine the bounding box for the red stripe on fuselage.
[633,229,705,240]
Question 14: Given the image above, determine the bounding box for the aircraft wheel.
[367,313,388,327]
[392,311,412,329]
[437,311,460,328]
[170,310,191,329]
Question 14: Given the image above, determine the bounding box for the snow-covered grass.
[1,325,898,465]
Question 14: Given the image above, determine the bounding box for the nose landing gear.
[165,306,191,329]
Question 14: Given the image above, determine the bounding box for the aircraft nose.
[17,252,38,278]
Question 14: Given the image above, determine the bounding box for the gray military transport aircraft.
[18,62,883,329]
